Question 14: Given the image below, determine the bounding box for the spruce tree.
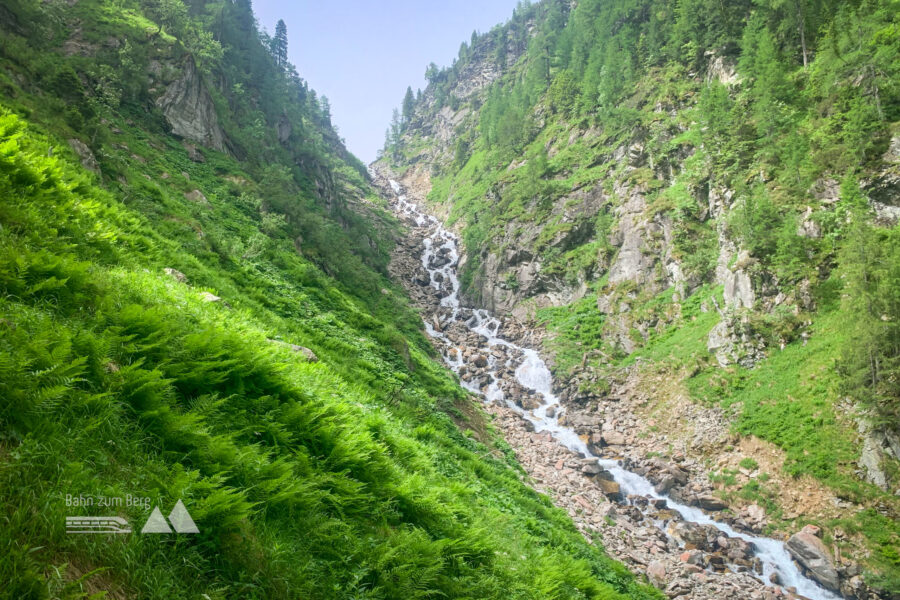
[401,86,415,127]
[272,19,288,69]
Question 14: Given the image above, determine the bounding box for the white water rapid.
[387,179,840,600]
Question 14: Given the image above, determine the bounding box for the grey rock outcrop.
[706,190,767,367]
[68,139,99,174]
[857,416,900,491]
[156,57,228,153]
[607,187,660,287]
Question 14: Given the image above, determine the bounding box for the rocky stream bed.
[373,171,875,600]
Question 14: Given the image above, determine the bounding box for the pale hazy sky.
[252,0,522,163]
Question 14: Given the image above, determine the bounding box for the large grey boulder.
[786,526,840,591]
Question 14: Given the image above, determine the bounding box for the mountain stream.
[386,179,840,600]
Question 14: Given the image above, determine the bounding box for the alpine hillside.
[377,0,900,597]
[0,0,665,598]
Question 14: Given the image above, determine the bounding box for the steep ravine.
[374,170,847,600]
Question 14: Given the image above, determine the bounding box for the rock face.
[786,526,839,591]
[156,57,228,153]
[68,138,99,173]
[856,416,900,492]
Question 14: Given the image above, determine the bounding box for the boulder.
[646,560,667,588]
[596,478,623,502]
[785,528,840,591]
[293,346,318,363]
[654,474,676,494]
[694,494,728,511]
[184,189,208,205]
[164,268,188,284]
[671,522,716,551]
[267,339,319,363]
[679,550,704,566]
[581,461,604,475]
[601,431,626,446]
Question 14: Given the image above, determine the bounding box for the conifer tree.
[401,86,415,127]
[389,108,402,158]
[272,19,289,69]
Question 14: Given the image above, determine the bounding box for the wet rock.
[670,522,717,552]
[655,474,677,494]
[519,396,541,410]
[582,460,604,475]
[786,526,839,591]
[596,478,623,502]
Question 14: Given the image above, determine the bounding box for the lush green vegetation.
[0,1,665,598]
[383,0,900,591]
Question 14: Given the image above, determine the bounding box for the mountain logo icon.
[141,500,199,534]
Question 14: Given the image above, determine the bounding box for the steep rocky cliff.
[155,54,229,153]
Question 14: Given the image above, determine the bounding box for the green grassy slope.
[0,1,661,599]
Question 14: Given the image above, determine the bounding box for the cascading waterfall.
[387,179,840,600]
